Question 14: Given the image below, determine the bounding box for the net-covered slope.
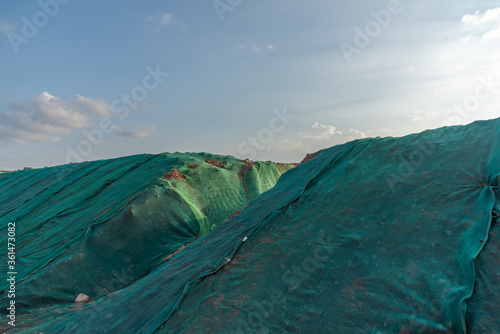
[0,153,293,333]
[46,118,500,334]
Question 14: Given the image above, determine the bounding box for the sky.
[0,0,499,170]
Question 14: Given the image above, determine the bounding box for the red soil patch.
[238,159,257,178]
[163,245,186,261]
[300,153,317,164]
[244,159,256,167]
[187,163,197,169]
[206,160,226,168]
[228,210,242,219]
[162,169,187,181]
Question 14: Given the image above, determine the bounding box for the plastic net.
[159,119,500,333]
[0,153,293,333]
[2,118,500,333]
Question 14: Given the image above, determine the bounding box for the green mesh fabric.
[2,119,499,333]
[0,153,293,333]
[156,119,499,334]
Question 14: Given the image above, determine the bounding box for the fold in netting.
[466,183,500,332]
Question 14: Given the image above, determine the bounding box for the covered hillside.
[0,153,293,333]
[2,118,500,333]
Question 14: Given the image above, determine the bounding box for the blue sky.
[0,0,499,170]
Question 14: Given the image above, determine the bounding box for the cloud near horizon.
[273,122,367,154]
[299,122,342,140]
[0,92,156,144]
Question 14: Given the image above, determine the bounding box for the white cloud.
[0,92,114,144]
[0,92,161,145]
[462,8,500,26]
[344,129,367,142]
[300,122,342,140]
[462,7,500,41]
[71,94,115,118]
[299,122,367,144]
[270,123,367,156]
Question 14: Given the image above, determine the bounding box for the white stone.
[75,293,89,303]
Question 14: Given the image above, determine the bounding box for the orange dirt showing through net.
[163,245,186,261]
[300,153,316,164]
[239,159,257,178]
[227,210,242,219]
[206,160,226,168]
[162,169,187,181]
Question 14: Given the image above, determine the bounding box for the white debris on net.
[75,293,89,303]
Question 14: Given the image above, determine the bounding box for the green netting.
[2,119,499,333]
[48,119,500,333]
[0,153,293,333]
